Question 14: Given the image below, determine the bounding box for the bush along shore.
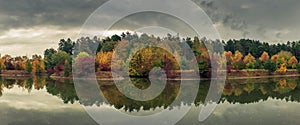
[1,33,300,79]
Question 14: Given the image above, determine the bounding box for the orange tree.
[243,53,256,69]
[129,47,178,77]
[231,50,244,70]
[259,51,270,63]
[288,56,298,69]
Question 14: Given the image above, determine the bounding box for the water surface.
[1,77,300,125]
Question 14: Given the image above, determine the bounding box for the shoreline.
[1,70,300,81]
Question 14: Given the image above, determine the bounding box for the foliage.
[264,60,276,74]
[224,51,233,65]
[288,56,298,69]
[3,33,300,78]
[278,51,293,61]
[271,54,279,62]
[25,61,33,73]
[243,53,256,64]
[32,58,45,74]
[278,63,287,74]
[259,51,269,62]
[50,51,72,76]
[129,47,178,77]
[64,60,71,77]
[246,62,255,69]
[74,56,95,76]
[50,51,72,66]
[96,52,113,71]
[101,41,117,52]
[254,59,264,69]
[76,52,90,59]
[58,38,75,55]
[44,48,57,72]
[231,50,244,70]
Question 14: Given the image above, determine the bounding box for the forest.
[1,32,300,78]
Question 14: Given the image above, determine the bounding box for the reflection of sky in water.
[0,86,98,125]
[178,99,300,125]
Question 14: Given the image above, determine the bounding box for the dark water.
[1,76,300,125]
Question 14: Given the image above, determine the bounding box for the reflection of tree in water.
[1,77,300,112]
[99,78,180,112]
[0,77,33,96]
[221,78,300,104]
[46,78,79,104]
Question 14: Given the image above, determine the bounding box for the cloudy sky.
[0,0,300,56]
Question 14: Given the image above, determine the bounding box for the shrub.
[246,62,255,69]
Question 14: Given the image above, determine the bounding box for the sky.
[0,0,300,56]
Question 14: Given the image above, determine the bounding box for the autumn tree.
[224,51,233,65]
[243,53,256,64]
[271,54,279,62]
[259,51,269,63]
[129,47,178,77]
[278,51,292,61]
[287,56,298,69]
[278,63,287,74]
[231,50,244,70]
[32,58,45,74]
[50,51,72,76]
[96,52,113,71]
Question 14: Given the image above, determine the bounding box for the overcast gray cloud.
[196,0,300,42]
[0,0,106,32]
[0,0,300,56]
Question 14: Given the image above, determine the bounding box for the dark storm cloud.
[0,0,107,31]
[195,0,300,41]
[0,0,299,41]
[193,0,249,37]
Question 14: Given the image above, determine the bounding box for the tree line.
[1,32,300,77]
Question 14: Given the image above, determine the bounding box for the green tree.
[51,51,72,66]
[101,41,117,52]
[44,48,57,71]
[58,38,74,55]
[264,60,276,74]
[25,61,32,73]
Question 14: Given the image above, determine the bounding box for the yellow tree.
[243,53,256,64]
[224,51,233,64]
[32,58,39,73]
[39,60,45,72]
[0,58,5,70]
[288,56,298,69]
[32,58,45,73]
[259,51,269,62]
[271,54,279,62]
[231,50,244,69]
[96,52,113,71]
[278,63,287,74]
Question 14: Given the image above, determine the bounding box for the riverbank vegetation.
[1,32,300,78]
